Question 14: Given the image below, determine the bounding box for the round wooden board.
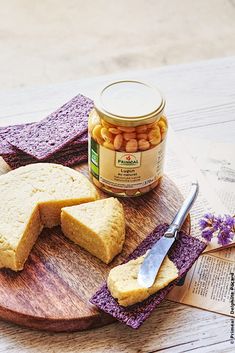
[0,164,190,332]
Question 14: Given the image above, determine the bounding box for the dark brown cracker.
[55,142,87,155]
[3,150,88,169]
[3,144,87,168]
[5,94,93,160]
[48,152,88,167]
[90,224,206,329]
[71,130,88,145]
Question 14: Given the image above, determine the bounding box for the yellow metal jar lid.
[94,80,165,127]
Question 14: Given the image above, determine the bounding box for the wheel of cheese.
[0,163,99,271]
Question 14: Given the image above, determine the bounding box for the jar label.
[89,136,166,190]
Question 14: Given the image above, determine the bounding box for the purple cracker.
[2,142,87,161]
[0,124,87,156]
[3,145,87,164]
[57,142,88,155]
[3,152,88,169]
[5,94,93,160]
[0,136,15,155]
[90,224,207,329]
[3,145,88,169]
[70,130,88,145]
[2,156,36,169]
[0,123,33,155]
[48,152,88,167]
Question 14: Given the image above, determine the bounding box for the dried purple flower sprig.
[199,214,235,246]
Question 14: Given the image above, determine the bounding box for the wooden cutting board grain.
[0,161,190,332]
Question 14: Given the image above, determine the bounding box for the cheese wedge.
[61,197,125,264]
[0,163,99,271]
[107,255,178,306]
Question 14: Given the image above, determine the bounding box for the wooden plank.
[0,301,232,353]
[0,57,234,147]
[179,119,235,143]
[0,56,235,129]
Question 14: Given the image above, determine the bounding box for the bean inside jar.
[88,80,168,197]
[89,116,167,153]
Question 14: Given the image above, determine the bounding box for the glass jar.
[88,80,168,197]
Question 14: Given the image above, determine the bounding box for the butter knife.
[138,181,199,288]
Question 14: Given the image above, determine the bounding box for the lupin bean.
[109,187,124,194]
[101,119,115,129]
[148,127,161,145]
[138,139,150,151]
[150,179,159,189]
[125,189,138,196]
[101,127,113,142]
[118,126,136,133]
[139,185,151,194]
[103,141,115,150]
[136,125,148,133]
[113,134,123,150]
[123,132,137,141]
[137,133,148,140]
[126,139,138,153]
[92,125,103,142]
[109,127,120,134]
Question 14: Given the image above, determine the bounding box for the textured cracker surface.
[5,94,93,160]
[0,124,88,157]
[0,124,33,155]
[1,125,88,169]
[90,224,206,329]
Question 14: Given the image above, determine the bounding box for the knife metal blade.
[138,181,199,288]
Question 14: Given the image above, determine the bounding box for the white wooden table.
[0,57,234,353]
